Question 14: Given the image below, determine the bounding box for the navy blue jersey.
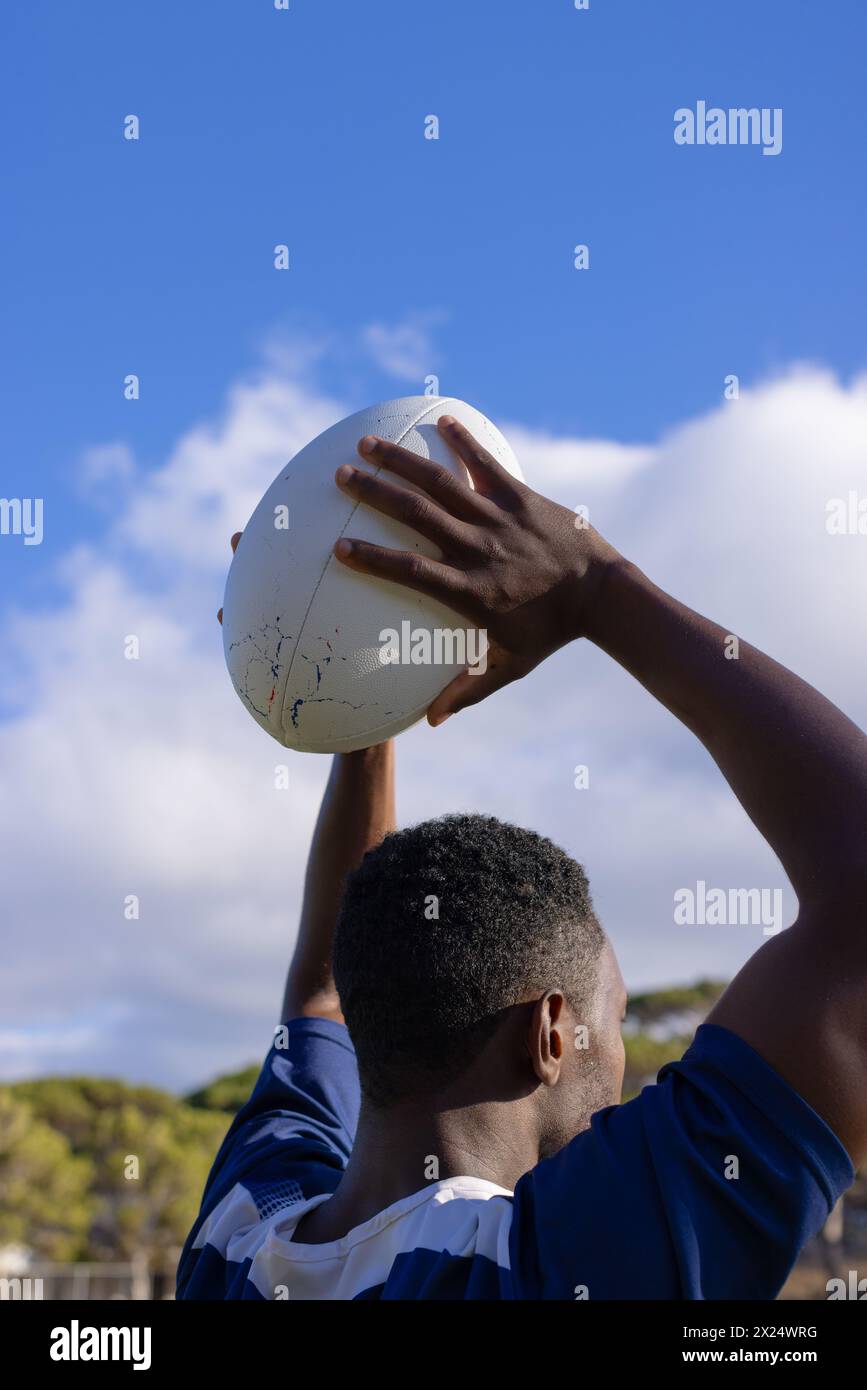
[177,1019,852,1300]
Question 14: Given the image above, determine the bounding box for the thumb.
[427,648,527,726]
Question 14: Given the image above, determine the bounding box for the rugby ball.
[222,396,523,753]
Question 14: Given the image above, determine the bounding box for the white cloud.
[77,442,136,499]
[116,374,343,571]
[2,359,866,1088]
[361,314,444,381]
[503,425,654,503]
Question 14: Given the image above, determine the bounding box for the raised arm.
[281,742,395,1024]
[218,531,396,1028]
[332,416,867,1162]
[585,561,867,1162]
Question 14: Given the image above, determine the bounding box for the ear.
[527,991,568,1087]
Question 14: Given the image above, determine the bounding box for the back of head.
[333,813,605,1107]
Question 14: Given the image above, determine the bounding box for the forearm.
[282,741,396,1021]
[586,557,867,908]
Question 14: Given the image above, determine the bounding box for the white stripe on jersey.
[194,1176,515,1300]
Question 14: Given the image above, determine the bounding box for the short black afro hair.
[333,812,604,1107]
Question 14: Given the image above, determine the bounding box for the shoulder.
[509,1024,853,1299]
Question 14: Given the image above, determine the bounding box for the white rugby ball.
[222,396,523,753]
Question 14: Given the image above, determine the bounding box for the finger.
[436,416,523,501]
[231,532,242,552]
[356,436,497,521]
[336,463,470,553]
[333,536,470,612]
[426,652,523,724]
[217,607,223,625]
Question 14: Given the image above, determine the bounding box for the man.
[179,416,866,1299]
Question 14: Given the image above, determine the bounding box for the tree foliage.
[184,1064,260,1114]
[1,1077,227,1271]
[626,978,726,1026]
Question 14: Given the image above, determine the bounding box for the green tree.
[185,1064,260,1114]
[5,1077,228,1271]
[626,978,726,1027]
[0,1088,93,1259]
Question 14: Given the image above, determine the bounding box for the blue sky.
[2,1,867,1087]
[4,0,866,594]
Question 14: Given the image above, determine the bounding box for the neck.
[294,1095,540,1244]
